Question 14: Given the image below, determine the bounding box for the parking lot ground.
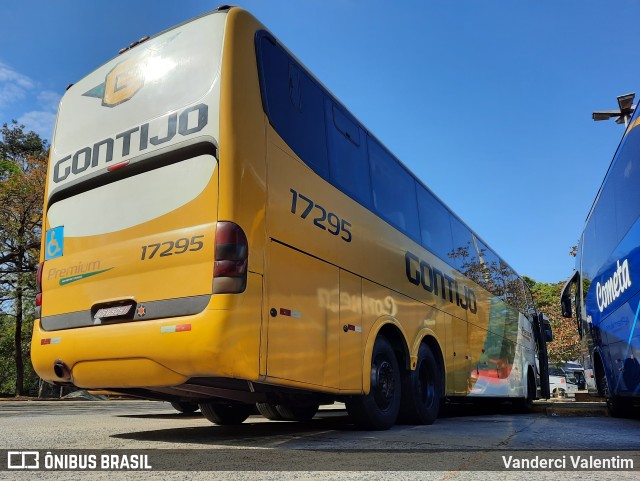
[1,399,639,480]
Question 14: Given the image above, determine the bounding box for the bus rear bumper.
[31,272,264,389]
[73,358,188,388]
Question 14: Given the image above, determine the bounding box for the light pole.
[592,93,636,127]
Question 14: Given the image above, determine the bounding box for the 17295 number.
[140,235,204,260]
[290,188,352,242]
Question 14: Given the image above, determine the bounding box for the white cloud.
[0,63,60,140]
[0,82,28,108]
[37,90,62,111]
[0,62,34,90]
[18,111,57,141]
[0,62,34,109]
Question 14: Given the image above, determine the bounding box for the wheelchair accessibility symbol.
[45,226,64,260]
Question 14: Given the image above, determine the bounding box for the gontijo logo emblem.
[83,33,180,107]
[84,56,145,107]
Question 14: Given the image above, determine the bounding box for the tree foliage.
[0,120,48,396]
[524,275,580,366]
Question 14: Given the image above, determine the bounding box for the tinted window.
[582,215,598,282]
[449,216,475,274]
[416,185,453,261]
[368,137,420,240]
[501,261,526,312]
[549,367,565,377]
[523,280,535,314]
[473,238,503,296]
[591,184,617,277]
[326,103,371,206]
[611,127,640,242]
[257,36,329,177]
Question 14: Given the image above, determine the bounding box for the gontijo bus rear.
[32,6,550,429]
[33,7,260,402]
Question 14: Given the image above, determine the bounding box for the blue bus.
[561,104,640,416]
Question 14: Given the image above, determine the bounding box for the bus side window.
[581,216,597,284]
[289,64,301,109]
[591,184,617,273]
[450,216,474,274]
[326,103,372,207]
[473,237,504,297]
[257,35,329,178]
[501,262,526,312]
[416,185,454,262]
[612,127,640,242]
[368,136,420,241]
[523,281,535,316]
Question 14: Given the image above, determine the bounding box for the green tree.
[523,275,580,365]
[0,120,48,396]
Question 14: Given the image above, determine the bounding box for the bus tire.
[513,369,535,413]
[346,335,401,430]
[199,402,252,425]
[256,402,285,421]
[595,356,610,397]
[170,401,199,414]
[276,403,319,421]
[607,396,634,418]
[398,343,441,424]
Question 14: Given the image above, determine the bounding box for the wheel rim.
[372,355,396,410]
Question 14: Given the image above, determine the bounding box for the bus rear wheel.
[607,396,634,418]
[346,335,401,430]
[199,402,252,425]
[256,402,284,420]
[398,343,441,424]
[276,403,319,421]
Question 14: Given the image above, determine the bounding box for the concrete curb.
[532,399,608,416]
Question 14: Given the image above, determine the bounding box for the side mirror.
[560,271,579,318]
[561,295,572,318]
[539,313,553,343]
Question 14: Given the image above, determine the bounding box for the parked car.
[562,362,587,390]
[549,366,578,396]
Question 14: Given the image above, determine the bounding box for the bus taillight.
[213,222,248,294]
[36,262,44,307]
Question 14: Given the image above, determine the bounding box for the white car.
[549,367,577,396]
[562,362,587,390]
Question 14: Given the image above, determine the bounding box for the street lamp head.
[617,93,635,112]
[592,93,636,126]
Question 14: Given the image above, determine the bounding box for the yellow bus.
[32,6,551,430]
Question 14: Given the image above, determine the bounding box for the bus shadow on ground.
[111,412,357,447]
[111,405,537,448]
[118,412,206,420]
[112,402,543,446]
[439,400,536,418]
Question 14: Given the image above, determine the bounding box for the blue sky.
[1,1,638,283]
